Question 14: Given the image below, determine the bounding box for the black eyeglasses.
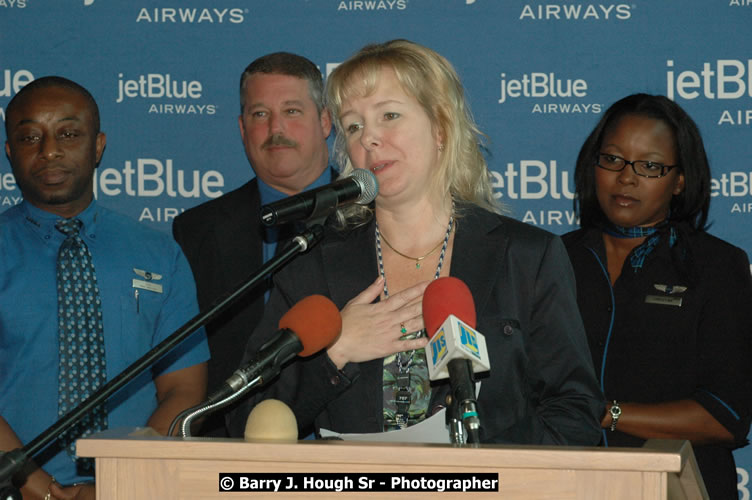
[596,153,678,178]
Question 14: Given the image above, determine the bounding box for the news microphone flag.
[427,314,490,381]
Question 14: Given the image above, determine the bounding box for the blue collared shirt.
[0,200,209,485]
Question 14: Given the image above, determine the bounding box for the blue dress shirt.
[0,200,209,485]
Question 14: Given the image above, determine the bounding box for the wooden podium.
[77,428,707,499]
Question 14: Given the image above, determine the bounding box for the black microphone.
[206,295,342,404]
[261,169,378,226]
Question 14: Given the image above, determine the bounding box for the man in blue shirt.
[172,52,334,437]
[0,76,209,499]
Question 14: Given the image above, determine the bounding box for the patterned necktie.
[55,218,107,467]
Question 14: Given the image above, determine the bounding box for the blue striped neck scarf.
[602,220,676,271]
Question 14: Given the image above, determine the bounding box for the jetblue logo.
[430,329,448,366]
[490,161,575,200]
[498,72,601,114]
[459,325,481,359]
[666,59,752,100]
[499,72,588,104]
[116,73,202,103]
[711,171,752,198]
[0,69,34,98]
[666,60,752,126]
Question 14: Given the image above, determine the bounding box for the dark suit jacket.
[229,204,604,445]
[173,179,268,435]
[563,224,752,499]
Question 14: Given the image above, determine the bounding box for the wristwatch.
[609,400,622,431]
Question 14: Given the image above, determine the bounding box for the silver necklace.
[375,214,453,428]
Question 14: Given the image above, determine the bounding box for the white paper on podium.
[319,408,450,444]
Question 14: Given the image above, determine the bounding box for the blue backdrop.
[2,1,751,495]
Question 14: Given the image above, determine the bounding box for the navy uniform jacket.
[229,204,604,446]
[563,224,752,499]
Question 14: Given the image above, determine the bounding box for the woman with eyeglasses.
[563,93,752,498]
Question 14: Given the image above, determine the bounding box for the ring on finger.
[400,322,407,334]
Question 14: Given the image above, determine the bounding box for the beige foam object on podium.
[244,399,298,442]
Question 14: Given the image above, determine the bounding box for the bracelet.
[609,400,622,431]
[44,477,55,500]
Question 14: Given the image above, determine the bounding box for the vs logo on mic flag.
[427,314,490,381]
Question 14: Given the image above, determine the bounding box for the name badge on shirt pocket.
[132,268,163,294]
[132,279,163,293]
[645,295,682,307]
[645,282,686,307]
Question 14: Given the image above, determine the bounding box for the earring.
[438,144,445,152]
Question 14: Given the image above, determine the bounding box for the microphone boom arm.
[177,327,303,437]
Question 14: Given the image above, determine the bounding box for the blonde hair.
[326,39,501,226]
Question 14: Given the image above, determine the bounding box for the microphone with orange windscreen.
[207,295,342,404]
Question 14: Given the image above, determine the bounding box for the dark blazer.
[563,224,752,499]
[173,179,267,435]
[229,204,604,445]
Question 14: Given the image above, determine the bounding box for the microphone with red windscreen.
[207,295,341,403]
[423,277,489,381]
[422,277,488,444]
[423,277,477,335]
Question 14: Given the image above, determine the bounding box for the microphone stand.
[0,225,324,492]
[178,373,262,438]
[445,394,466,445]
[447,359,481,445]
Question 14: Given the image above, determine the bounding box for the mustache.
[263,134,298,149]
